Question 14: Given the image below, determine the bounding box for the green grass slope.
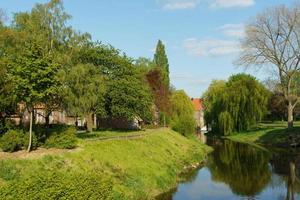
[0,128,211,200]
[227,121,300,147]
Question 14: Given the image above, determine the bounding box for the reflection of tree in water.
[208,140,271,196]
[270,151,300,200]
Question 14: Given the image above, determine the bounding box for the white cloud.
[183,38,241,57]
[157,0,255,10]
[209,0,255,8]
[219,23,245,38]
[157,0,198,10]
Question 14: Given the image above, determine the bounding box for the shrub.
[45,126,77,149]
[22,132,39,151]
[0,130,23,152]
[171,114,196,137]
[33,124,47,143]
[0,171,113,200]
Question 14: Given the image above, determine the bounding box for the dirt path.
[0,128,166,160]
[84,128,164,141]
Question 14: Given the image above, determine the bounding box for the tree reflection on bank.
[207,140,272,197]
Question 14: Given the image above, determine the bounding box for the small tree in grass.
[170,90,195,136]
[60,63,106,132]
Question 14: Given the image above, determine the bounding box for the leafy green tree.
[106,75,152,123]
[203,74,269,135]
[170,90,195,136]
[60,63,106,132]
[5,0,73,151]
[154,40,170,87]
[134,57,155,85]
[203,80,226,132]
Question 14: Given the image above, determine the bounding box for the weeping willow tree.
[203,74,270,135]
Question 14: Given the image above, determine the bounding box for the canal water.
[158,139,300,200]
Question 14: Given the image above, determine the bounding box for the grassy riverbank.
[226,121,300,147]
[0,128,211,200]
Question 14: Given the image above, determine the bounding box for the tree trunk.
[86,113,93,132]
[288,102,294,129]
[27,111,33,152]
[93,114,97,129]
[163,114,166,127]
[45,113,50,134]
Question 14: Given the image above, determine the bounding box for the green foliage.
[171,114,196,137]
[0,130,38,152]
[218,112,234,136]
[60,63,106,118]
[170,90,196,136]
[0,130,23,152]
[45,126,77,149]
[154,40,170,87]
[0,171,113,200]
[107,75,153,122]
[203,80,226,131]
[204,74,270,135]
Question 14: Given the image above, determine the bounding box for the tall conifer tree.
[153,40,169,88]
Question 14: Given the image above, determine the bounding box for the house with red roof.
[191,98,205,132]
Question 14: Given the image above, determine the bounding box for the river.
[158,139,300,200]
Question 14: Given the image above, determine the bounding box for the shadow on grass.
[257,127,300,147]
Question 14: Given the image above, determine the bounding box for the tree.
[237,4,300,128]
[203,80,226,132]
[106,75,152,124]
[0,9,6,27]
[154,40,170,87]
[146,68,171,125]
[170,90,195,136]
[203,74,269,135]
[3,0,74,151]
[60,63,106,132]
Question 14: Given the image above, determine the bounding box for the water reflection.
[158,139,300,200]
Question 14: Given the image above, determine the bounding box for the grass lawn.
[226,121,300,147]
[0,128,211,200]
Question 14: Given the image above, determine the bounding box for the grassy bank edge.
[224,121,300,148]
[0,128,212,200]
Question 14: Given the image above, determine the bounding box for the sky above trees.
[0,0,295,97]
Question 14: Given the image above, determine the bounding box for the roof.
[191,98,203,111]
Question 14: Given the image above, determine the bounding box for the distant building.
[191,98,205,132]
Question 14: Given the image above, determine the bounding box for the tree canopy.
[170,90,195,136]
[237,4,300,128]
[203,74,269,135]
[154,40,170,88]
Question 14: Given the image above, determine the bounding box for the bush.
[0,171,113,200]
[171,114,196,137]
[0,130,39,152]
[45,126,77,149]
[0,130,23,152]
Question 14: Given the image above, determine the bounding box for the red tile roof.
[191,98,203,111]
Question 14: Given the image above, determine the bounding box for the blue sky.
[0,0,294,97]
